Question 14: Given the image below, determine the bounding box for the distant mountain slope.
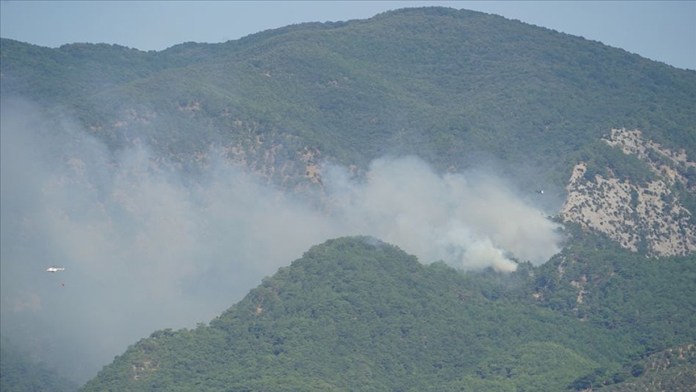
[2,7,694,177]
[602,344,696,392]
[0,339,78,392]
[80,236,696,391]
[3,7,696,390]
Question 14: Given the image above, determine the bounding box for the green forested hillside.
[3,7,696,391]
[2,7,694,186]
[80,236,696,391]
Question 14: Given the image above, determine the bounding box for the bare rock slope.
[561,129,696,256]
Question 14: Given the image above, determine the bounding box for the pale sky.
[1,1,695,70]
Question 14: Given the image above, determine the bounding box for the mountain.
[602,344,696,391]
[80,236,696,391]
[2,7,694,254]
[0,338,78,392]
[2,6,696,390]
[2,7,695,173]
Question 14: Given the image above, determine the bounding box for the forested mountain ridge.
[2,7,695,171]
[2,6,696,391]
[80,236,696,391]
[2,7,695,255]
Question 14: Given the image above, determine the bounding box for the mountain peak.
[210,236,425,327]
[79,234,696,391]
[293,236,421,277]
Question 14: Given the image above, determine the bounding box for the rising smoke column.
[322,156,563,272]
[1,100,563,384]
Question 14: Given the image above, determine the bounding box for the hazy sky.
[1,1,695,70]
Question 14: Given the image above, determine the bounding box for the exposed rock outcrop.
[561,129,696,257]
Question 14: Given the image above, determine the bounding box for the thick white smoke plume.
[324,156,562,271]
[0,100,562,384]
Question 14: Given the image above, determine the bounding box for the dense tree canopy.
[2,7,694,188]
[80,236,696,391]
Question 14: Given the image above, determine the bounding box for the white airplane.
[46,267,66,273]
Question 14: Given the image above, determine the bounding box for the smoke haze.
[323,156,562,271]
[0,100,562,384]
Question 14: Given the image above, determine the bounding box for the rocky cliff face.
[107,101,696,258]
[561,129,696,257]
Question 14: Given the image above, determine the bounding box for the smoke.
[323,156,562,272]
[0,100,562,384]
